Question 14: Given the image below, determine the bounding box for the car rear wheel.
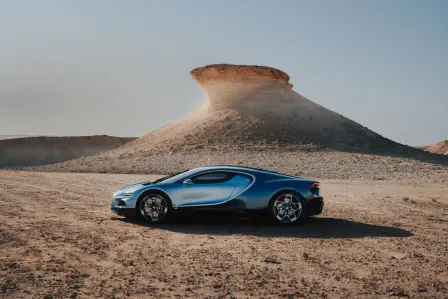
[269,191,305,224]
[138,192,172,223]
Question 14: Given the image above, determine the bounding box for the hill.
[1,135,136,167]
[0,134,37,140]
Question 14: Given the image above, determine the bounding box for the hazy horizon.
[1,0,447,146]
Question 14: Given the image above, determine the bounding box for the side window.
[192,172,231,184]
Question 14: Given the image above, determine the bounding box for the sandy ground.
[1,170,447,299]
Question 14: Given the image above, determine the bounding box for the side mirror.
[183,179,193,186]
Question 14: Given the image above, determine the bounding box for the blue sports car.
[111,165,324,224]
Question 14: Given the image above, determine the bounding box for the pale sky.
[1,0,447,146]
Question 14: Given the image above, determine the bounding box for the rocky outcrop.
[155,63,404,153]
[79,64,428,156]
[190,64,292,111]
[425,140,448,155]
[190,64,291,83]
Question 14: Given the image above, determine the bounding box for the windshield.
[152,169,191,184]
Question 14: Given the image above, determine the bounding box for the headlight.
[115,186,140,197]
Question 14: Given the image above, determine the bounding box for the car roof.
[191,165,299,178]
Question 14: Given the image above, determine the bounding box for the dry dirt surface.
[1,170,447,298]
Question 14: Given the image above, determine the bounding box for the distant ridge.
[0,135,136,167]
[0,134,40,140]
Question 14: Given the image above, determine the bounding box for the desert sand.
[0,170,447,298]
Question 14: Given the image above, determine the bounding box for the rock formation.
[190,64,292,111]
[425,140,448,155]
[122,64,409,154]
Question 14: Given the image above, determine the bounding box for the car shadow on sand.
[118,214,413,239]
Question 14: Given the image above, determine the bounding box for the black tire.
[136,191,172,224]
[268,190,306,225]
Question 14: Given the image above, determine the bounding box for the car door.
[173,171,240,207]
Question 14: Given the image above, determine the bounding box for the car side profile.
[111,165,324,224]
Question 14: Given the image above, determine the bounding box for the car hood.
[113,180,158,197]
[120,180,154,189]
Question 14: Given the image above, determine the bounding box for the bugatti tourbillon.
[111,165,323,224]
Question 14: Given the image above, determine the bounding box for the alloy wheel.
[272,193,303,223]
[140,194,168,222]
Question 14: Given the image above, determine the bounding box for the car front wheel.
[138,192,172,223]
[269,191,306,224]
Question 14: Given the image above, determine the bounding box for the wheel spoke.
[292,204,302,211]
[288,211,297,221]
